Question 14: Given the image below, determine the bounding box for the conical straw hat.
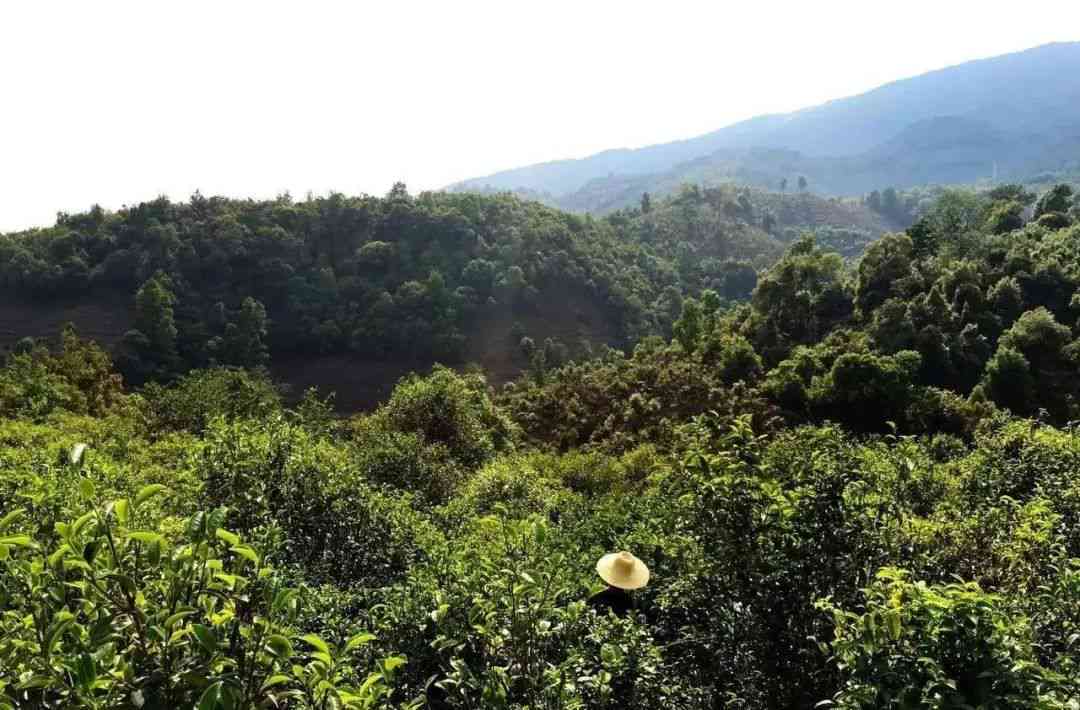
[596,551,650,590]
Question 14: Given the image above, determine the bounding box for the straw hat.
[596,551,650,590]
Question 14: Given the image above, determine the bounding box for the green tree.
[988,183,1036,206]
[700,332,762,384]
[721,260,758,300]
[984,199,1025,234]
[988,276,1024,327]
[978,346,1034,415]
[854,233,913,314]
[223,297,270,368]
[1034,184,1074,219]
[868,298,915,353]
[123,273,179,379]
[135,274,178,359]
[810,349,921,431]
[462,259,498,298]
[672,298,703,353]
[979,308,1074,418]
[374,366,516,469]
[750,236,852,362]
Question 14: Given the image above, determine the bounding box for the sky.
[1,1,1078,232]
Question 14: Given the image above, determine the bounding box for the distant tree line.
[0,186,782,383]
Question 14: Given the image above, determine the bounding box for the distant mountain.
[451,42,1080,211]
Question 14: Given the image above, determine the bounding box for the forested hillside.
[452,42,1080,208]
[0,186,821,405]
[0,182,1078,708]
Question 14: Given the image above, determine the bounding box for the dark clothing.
[588,586,634,618]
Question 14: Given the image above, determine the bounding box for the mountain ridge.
[450,42,1080,207]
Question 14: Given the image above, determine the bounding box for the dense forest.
[0,183,877,396]
[0,181,1079,708]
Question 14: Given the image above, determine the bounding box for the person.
[588,550,649,618]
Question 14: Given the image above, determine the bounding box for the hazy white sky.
[1,1,1077,231]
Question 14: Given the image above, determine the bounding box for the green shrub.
[0,326,125,421]
[0,496,402,709]
[200,415,441,590]
[819,568,1072,709]
[0,427,195,543]
[139,367,281,434]
[449,454,573,521]
[372,366,517,469]
[351,418,468,506]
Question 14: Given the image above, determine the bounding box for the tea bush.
[818,569,1073,709]
[0,494,402,709]
[0,326,1078,708]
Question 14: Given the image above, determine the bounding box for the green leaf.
[164,610,194,630]
[48,544,71,568]
[71,511,96,538]
[74,652,96,690]
[230,545,260,566]
[299,633,331,655]
[215,528,240,546]
[63,559,94,573]
[261,674,291,691]
[134,484,169,507]
[272,588,298,614]
[0,535,35,548]
[106,573,137,596]
[207,507,228,533]
[115,499,130,525]
[192,624,218,654]
[357,672,385,696]
[128,531,165,546]
[344,632,376,653]
[0,508,25,532]
[17,675,54,690]
[213,572,242,588]
[79,478,96,500]
[45,618,74,658]
[265,634,294,659]
[198,681,223,710]
[886,610,901,640]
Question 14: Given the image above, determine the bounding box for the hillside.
[562,169,904,228]
[0,184,1078,708]
[451,42,1080,207]
[0,188,798,407]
